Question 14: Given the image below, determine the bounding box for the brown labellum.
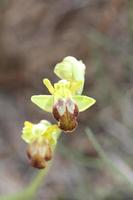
[52,98,79,132]
[27,139,52,169]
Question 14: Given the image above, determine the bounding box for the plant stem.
[0,167,49,200]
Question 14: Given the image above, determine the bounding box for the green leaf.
[73,95,96,112]
[31,95,53,112]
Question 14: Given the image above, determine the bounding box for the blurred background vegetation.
[0,0,132,200]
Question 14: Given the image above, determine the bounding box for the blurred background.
[0,0,132,200]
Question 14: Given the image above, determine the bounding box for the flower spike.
[22,56,96,169]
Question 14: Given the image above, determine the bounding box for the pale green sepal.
[54,56,86,94]
[31,95,53,112]
[73,95,96,112]
[54,56,85,81]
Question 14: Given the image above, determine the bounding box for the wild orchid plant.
[22,56,96,169]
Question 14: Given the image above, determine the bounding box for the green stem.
[0,167,49,200]
[27,169,47,195]
[86,128,133,187]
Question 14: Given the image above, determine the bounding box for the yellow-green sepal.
[73,95,96,112]
[54,56,85,81]
[21,121,34,143]
[43,125,61,145]
[31,95,53,112]
[54,56,86,94]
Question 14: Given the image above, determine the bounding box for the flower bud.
[27,139,52,169]
[52,98,79,132]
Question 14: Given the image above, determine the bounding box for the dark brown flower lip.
[52,98,79,132]
[30,155,47,169]
[26,140,52,169]
[58,119,78,133]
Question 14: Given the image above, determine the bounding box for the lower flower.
[21,120,61,169]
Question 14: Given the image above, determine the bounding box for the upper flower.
[31,57,96,132]
[31,80,96,132]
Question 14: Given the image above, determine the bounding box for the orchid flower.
[21,120,60,169]
[31,57,96,132]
